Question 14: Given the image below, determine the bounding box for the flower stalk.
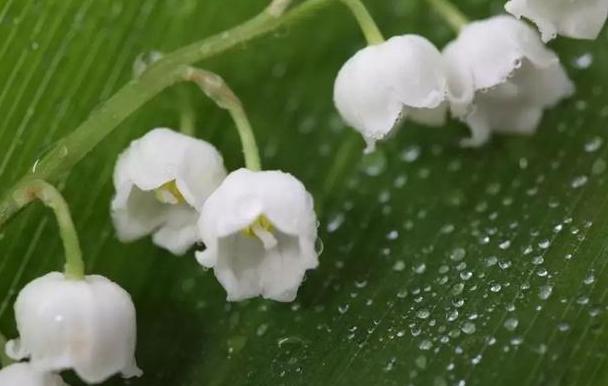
[0,0,339,228]
[185,68,262,171]
[339,0,384,44]
[12,180,85,280]
[425,0,469,32]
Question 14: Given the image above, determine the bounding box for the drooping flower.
[0,363,66,386]
[195,169,318,302]
[111,128,226,255]
[443,15,575,147]
[505,0,608,42]
[333,35,450,152]
[6,272,142,384]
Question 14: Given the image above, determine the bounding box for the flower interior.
[241,215,277,250]
[154,180,186,205]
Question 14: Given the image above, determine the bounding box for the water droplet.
[461,322,476,334]
[557,322,570,332]
[393,260,406,272]
[571,175,589,189]
[417,309,430,319]
[585,137,603,152]
[573,53,593,69]
[485,256,498,266]
[132,50,164,78]
[413,262,426,274]
[419,339,433,350]
[415,355,427,369]
[326,213,345,233]
[401,146,421,162]
[538,285,553,300]
[490,283,502,293]
[538,240,550,249]
[451,283,464,296]
[499,240,511,250]
[256,323,269,336]
[532,256,544,265]
[450,248,466,261]
[360,151,387,176]
[504,318,519,331]
[510,336,524,346]
[384,230,399,241]
[447,310,459,322]
[584,272,595,285]
[460,271,473,281]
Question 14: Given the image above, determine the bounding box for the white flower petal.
[151,205,200,255]
[0,363,66,386]
[197,169,318,302]
[8,272,142,384]
[333,35,449,149]
[443,16,574,146]
[111,128,226,254]
[506,0,608,41]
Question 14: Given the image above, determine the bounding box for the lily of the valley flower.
[505,0,608,42]
[196,169,318,302]
[443,15,574,147]
[6,272,142,384]
[111,128,226,255]
[333,35,450,152]
[0,363,66,386]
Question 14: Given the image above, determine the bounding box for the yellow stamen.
[154,180,186,204]
[242,215,273,237]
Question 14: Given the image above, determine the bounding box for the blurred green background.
[0,0,607,385]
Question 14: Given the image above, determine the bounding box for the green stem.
[178,88,196,137]
[186,68,262,171]
[0,332,12,367]
[12,180,84,280]
[339,0,384,45]
[425,0,469,32]
[0,0,336,228]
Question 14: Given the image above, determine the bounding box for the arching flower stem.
[185,68,262,171]
[425,0,469,32]
[339,0,385,44]
[13,180,84,280]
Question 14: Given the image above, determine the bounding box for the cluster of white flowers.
[1,1,605,384]
[334,0,607,148]
[112,128,319,303]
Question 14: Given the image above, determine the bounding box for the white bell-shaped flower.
[0,363,66,386]
[6,272,142,384]
[443,15,574,146]
[196,169,318,302]
[333,35,450,152]
[505,0,608,42]
[111,128,226,255]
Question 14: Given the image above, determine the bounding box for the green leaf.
[1,0,608,385]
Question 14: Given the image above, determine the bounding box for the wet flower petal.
[444,16,574,146]
[333,35,449,152]
[111,128,226,255]
[506,0,608,41]
[7,272,142,384]
[0,363,66,386]
[196,169,318,302]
